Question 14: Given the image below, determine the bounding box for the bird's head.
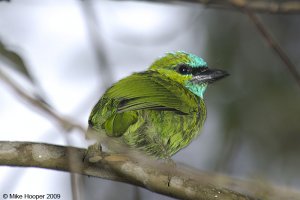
[149,51,229,98]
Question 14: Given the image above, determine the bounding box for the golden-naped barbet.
[87,51,228,158]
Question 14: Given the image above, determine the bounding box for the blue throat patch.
[185,82,208,98]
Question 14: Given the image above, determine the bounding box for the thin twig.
[79,0,114,89]
[0,67,86,133]
[119,0,300,14]
[243,8,300,88]
[228,0,300,14]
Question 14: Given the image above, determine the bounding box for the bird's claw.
[83,142,103,163]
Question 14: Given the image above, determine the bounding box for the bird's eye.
[177,65,191,75]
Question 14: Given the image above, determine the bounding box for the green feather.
[106,71,198,114]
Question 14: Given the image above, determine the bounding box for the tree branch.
[1,141,300,200]
[120,0,300,14]
[0,60,86,200]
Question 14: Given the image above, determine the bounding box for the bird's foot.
[83,142,103,163]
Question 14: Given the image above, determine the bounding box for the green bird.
[88,51,228,159]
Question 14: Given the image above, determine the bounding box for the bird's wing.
[88,97,138,137]
[105,71,198,114]
[89,71,198,137]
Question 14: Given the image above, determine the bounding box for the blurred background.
[0,0,300,199]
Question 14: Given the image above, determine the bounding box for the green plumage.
[88,51,228,158]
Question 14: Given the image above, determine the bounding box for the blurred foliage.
[0,39,49,105]
[204,9,300,183]
[0,39,34,82]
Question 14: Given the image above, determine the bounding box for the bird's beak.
[191,68,229,84]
